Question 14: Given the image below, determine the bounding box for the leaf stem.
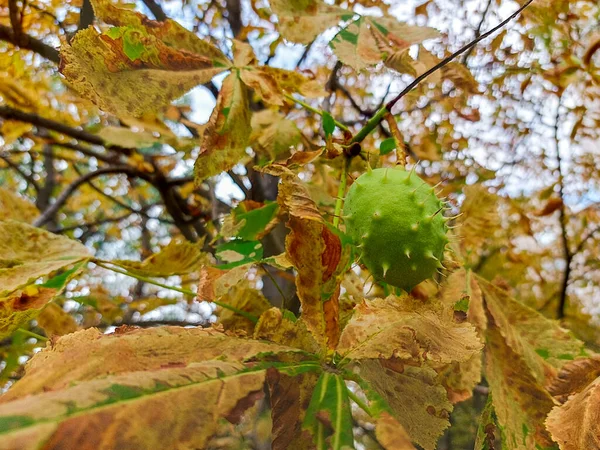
[16,328,48,341]
[95,261,258,323]
[259,263,288,308]
[333,157,350,228]
[346,388,375,417]
[284,93,350,132]
[350,107,389,145]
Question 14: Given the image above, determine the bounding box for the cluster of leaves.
[2,0,600,448]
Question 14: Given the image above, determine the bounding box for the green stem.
[96,262,258,323]
[16,328,48,341]
[347,388,375,417]
[333,157,350,228]
[284,93,350,132]
[350,106,389,144]
[259,263,288,308]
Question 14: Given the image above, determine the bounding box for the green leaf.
[216,240,263,269]
[475,395,498,450]
[232,202,279,241]
[322,112,336,137]
[379,137,397,155]
[302,372,355,449]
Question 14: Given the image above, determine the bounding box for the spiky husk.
[343,167,449,291]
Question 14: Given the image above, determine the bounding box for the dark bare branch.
[34,166,153,227]
[0,24,59,63]
[386,0,533,112]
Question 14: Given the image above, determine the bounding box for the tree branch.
[385,0,533,113]
[0,105,104,146]
[33,166,153,227]
[141,0,168,21]
[555,97,571,319]
[0,155,40,191]
[0,24,59,63]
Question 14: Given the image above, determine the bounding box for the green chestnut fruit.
[343,166,449,291]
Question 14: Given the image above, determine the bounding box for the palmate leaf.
[106,239,210,277]
[60,0,230,117]
[194,70,251,184]
[0,326,318,449]
[0,326,306,402]
[0,221,91,296]
[337,295,482,364]
[302,372,354,450]
[484,323,557,450]
[0,360,266,449]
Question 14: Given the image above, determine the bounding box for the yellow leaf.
[217,282,271,333]
[485,322,557,450]
[109,239,209,277]
[194,71,252,183]
[546,375,600,450]
[271,0,347,44]
[0,189,37,223]
[254,307,320,353]
[337,295,482,363]
[60,0,229,117]
[375,412,416,450]
[0,221,90,296]
[478,275,586,386]
[1,326,304,402]
[37,303,79,337]
[358,359,452,450]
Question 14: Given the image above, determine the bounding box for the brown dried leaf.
[194,71,251,183]
[197,264,250,302]
[267,368,320,450]
[337,295,482,364]
[546,376,600,450]
[547,355,600,404]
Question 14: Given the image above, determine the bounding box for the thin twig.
[385,0,534,112]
